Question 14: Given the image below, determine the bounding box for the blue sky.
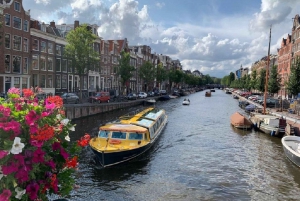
[23,0,299,78]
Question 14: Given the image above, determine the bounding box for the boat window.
[99,130,109,138]
[111,131,127,139]
[128,133,143,140]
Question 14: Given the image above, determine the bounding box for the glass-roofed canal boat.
[89,107,168,167]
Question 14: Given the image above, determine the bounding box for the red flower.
[22,88,34,98]
[65,156,78,168]
[30,124,55,141]
[46,96,63,109]
[77,134,91,147]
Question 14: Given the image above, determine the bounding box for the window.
[32,74,38,87]
[41,41,46,52]
[13,56,21,73]
[5,14,10,26]
[129,133,143,140]
[56,45,61,56]
[14,2,20,11]
[47,75,53,88]
[40,75,46,88]
[48,42,53,54]
[23,38,28,52]
[62,59,67,72]
[13,17,21,29]
[32,39,39,51]
[62,75,67,89]
[68,60,72,72]
[23,20,28,32]
[56,58,61,72]
[56,75,61,88]
[5,34,10,49]
[13,35,21,51]
[14,77,20,88]
[32,55,39,70]
[48,57,53,71]
[98,130,108,138]
[112,131,126,139]
[23,57,28,74]
[5,55,10,73]
[22,78,28,89]
[40,56,46,71]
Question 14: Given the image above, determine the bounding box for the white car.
[138,92,147,98]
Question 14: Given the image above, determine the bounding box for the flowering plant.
[0,88,89,201]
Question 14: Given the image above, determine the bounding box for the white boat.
[282,136,300,167]
[146,99,156,104]
[249,113,286,137]
[182,98,190,105]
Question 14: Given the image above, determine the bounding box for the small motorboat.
[282,136,300,167]
[205,91,211,97]
[230,112,252,129]
[182,98,190,105]
[146,99,156,104]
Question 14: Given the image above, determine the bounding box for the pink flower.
[30,139,44,147]
[32,148,45,163]
[29,124,39,134]
[46,160,56,169]
[0,189,11,201]
[2,161,18,175]
[41,111,50,117]
[45,99,55,110]
[8,87,20,95]
[15,166,29,183]
[25,110,40,126]
[26,182,39,200]
[0,150,8,159]
[60,148,69,160]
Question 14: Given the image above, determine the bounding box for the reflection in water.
[66,90,300,201]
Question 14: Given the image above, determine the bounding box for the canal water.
[63,90,300,201]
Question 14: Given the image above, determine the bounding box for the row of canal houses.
[0,0,190,96]
[235,14,300,99]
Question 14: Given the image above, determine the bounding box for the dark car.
[61,93,79,104]
[127,93,137,100]
[147,91,154,97]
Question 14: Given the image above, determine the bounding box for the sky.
[22,0,300,78]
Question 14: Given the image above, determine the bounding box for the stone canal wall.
[64,100,144,120]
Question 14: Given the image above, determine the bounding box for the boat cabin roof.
[254,114,278,120]
[100,124,147,133]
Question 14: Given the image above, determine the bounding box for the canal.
[62,89,300,201]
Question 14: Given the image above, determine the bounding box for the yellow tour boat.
[89,107,168,167]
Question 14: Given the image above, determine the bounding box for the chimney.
[74,20,79,29]
[50,21,56,28]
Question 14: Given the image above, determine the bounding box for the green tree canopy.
[286,57,300,96]
[251,69,258,90]
[115,51,135,95]
[268,65,281,94]
[256,69,266,92]
[64,24,100,101]
[138,61,156,91]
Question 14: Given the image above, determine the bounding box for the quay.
[234,93,300,135]
[63,98,157,120]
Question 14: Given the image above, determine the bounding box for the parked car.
[88,92,110,103]
[147,91,154,97]
[61,93,79,104]
[159,90,167,95]
[138,92,147,99]
[127,93,137,100]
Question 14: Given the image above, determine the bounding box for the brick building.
[0,0,31,92]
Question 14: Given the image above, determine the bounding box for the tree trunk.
[79,74,84,103]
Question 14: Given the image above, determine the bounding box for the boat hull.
[91,143,151,167]
[282,136,300,167]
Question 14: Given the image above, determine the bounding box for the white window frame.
[47,75,53,88]
[41,41,46,52]
[40,56,46,71]
[23,57,28,74]
[5,33,10,49]
[48,42,53,54]
[23,20,28,32]
[23,38,28,52]
[5,55,11,73]
[48,57,53,71]
[56,45,61,56]
[13,35,22,51]
[56,58,61,72]
[62,59,67,72]
[5,14,10,27]
[14,2,20,12]
[56,75,61,89]
[32,55,39,70]
[13,16,22,30]
[12,55,21,74]
[32,39,39,51]
[40,74,46,88]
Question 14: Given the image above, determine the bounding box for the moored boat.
[230,112,252,129]
[205,91,211,97]
[89,107,168,167]
[182,98,190,105]
[282,136,300,167]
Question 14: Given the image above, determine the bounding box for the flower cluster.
[0,88,89,201]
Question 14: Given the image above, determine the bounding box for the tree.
[168,70,183,90]
[138,61,156,91]
[250,69,258,91]
[268,65,281,94]
[229,72,235,86]
[256,69,266,93]
[115,51,135,95]
[245,74,251,91]
[64,24,100,102]
[156,63,167,89]
[286,57,300,97]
